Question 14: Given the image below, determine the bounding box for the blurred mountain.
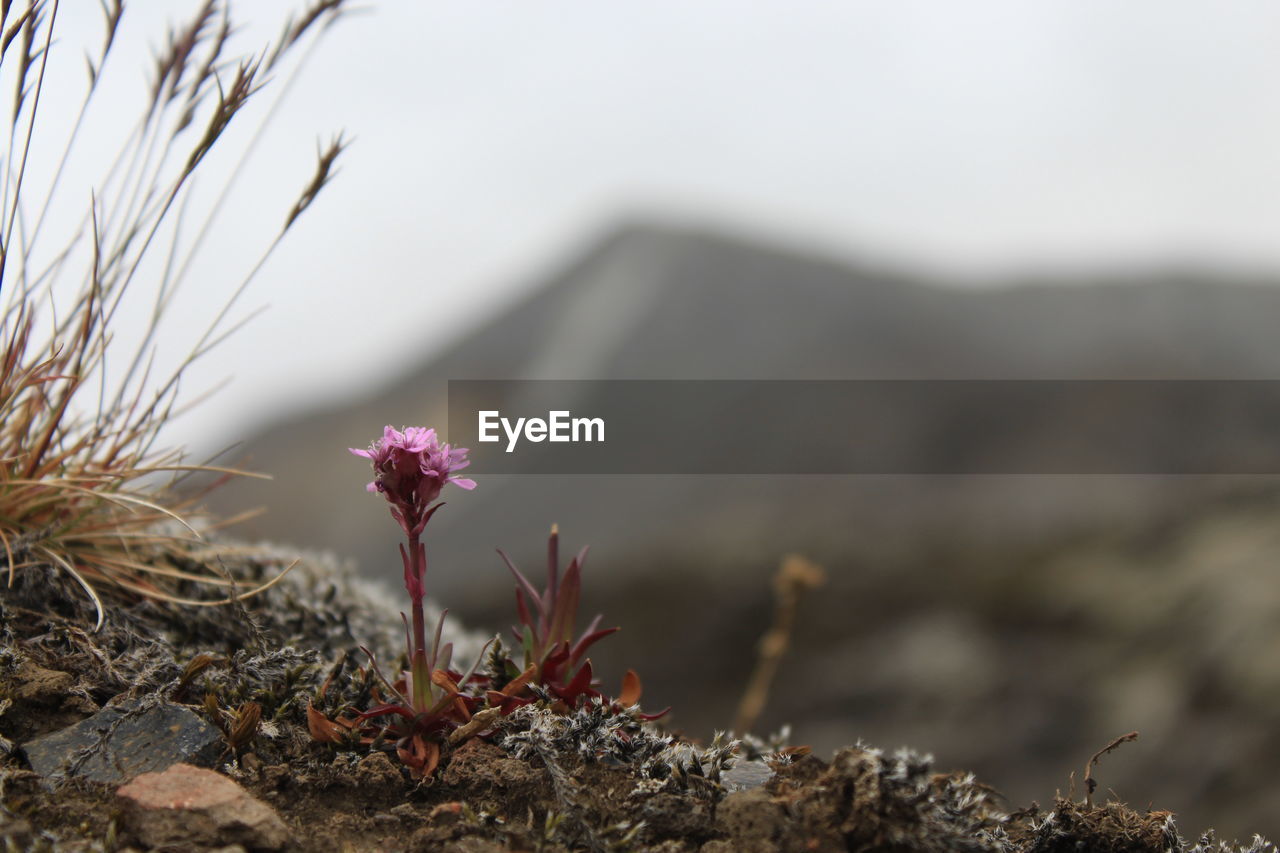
[211,221,1280,839]
[217,221,1280,577]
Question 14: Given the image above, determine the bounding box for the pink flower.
[350,426,475,535]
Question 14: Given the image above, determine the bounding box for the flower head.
[350,426,475,535]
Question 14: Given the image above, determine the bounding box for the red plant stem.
[406,531,430,710]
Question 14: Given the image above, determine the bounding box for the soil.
[0,546,1273,852]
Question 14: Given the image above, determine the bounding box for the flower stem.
[406,532,431,710]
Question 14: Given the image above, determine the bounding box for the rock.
[21,697,222,783]
[722,759,773,792]
[116,763,289,851]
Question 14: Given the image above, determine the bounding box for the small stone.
[722,759,773,792]
[117,763,289,851]
[21,698,222,783]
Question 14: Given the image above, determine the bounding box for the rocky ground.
[0,544,1274,852]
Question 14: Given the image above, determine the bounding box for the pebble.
[722,760,774,792]
[21,697,222,783]
[116,763,289,851]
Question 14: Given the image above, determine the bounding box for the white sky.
[15,1,1280,453]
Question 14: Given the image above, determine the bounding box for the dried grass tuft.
[0,1,349,629]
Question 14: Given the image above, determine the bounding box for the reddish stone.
[117,763,289,850]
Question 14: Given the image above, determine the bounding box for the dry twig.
[733,554,826,735]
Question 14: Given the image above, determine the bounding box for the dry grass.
[732,554,826,735]
[0,0,351,628]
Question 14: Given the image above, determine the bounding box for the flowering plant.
[333,426,480,775]
[311,425,663,775]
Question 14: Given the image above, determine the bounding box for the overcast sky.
[22,1,1280,453]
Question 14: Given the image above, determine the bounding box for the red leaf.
[431,669,461,695]
[498,548,546,621]
[551,556,582,644]
[485,692,530,715]
[356,702,413,721]
[542,642,572,685]
[547,525,560,604]
[398,735,441,779]
[501,664,537,697]
[569,625,619,665]
[579,613,602,640]
[307,702,353,743]
[618,669,642,707]
[413,501,447,535]
[431,610,448,663]
[514,588,532,630]
[431,669,471,720]
[562,659,593,700]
